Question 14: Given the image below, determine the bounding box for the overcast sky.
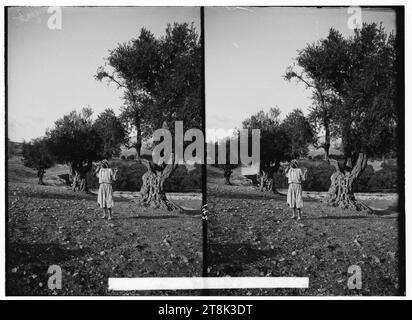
[8,7,396,142]
[7,6,200,142]
[205,7,396,140]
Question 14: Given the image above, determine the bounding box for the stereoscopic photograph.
[6,6,203,295]
[4,4,405,298]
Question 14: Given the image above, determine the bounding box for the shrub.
[87,160,201,192]
[302,161,335,191]
[273,160,397,192]
[275,160,338,192]
[312,154,324,161]
[353,165,375,192]
[165,164,201,192]
[366,163,397,192]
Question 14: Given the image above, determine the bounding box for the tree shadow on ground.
[210,192,283,201]
[209,242,281,270]
[24,191,129,202]
[122,215,179,220]
[179,209,202,216]
[307,215,372,220]
[371,209,398,217]
[210,191,320,204]
[7,242,87,266]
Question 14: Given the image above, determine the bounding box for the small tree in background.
[242,107,291,193]
[22,138,54,185]
[47,108,126,192]
[212,137,240,185]
[281,109,315,158]
[93,108,127,159]
[7,138,17,159]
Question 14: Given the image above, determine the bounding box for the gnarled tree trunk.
[259,170,273,192]
[327,153,371,212]
[37,169,45,185]
[140,158,181,211]
[70,161,92,193]
[223,165,233,185]
[259,160,280,193]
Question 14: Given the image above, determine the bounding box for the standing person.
[96,159,117,220]
[285,159,307,220]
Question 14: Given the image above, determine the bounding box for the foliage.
[86,160,201,192]
[21,138,54,172]
[46,108,126,166]
[93,109,127,159]
[336,24,397,159]
[241,107,291,171]
[274,160,397,192]
[96,23,202,209]
[287,23,397,172]
[281,109,315,158]
[96,22,202,150]
[46,108,102,166]
[284,29,346,156]
[211,138,240,184]
[164,164,202,192]
[8,139,19,159]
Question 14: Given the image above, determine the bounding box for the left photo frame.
[5,6,204,296]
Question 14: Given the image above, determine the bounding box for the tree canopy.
[286,23,398,210]
[22,137,55,184]
[281,109,315,159]
[96,22,202,210]
[285,28,347,160]
[46,107,126,192]
[96,22,202,154]
[287,23,397,162]
[46,108,103,166]
[22,138,54,172]
[93,109,127,159]
[335,23,397,159]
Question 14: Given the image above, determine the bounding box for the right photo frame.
[205,6,405,296]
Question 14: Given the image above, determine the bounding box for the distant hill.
[8,140,23,157]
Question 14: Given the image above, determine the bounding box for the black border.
[4,5,9,298]
[394,6,405,296]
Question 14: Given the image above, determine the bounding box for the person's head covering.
[101,159,109,168]
[291,159,298,168]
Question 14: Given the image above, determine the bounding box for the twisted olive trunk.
[70,161,92,193]
[139,157,180,211]
[327,153,371,212]
[259,160,280,193]
[223,165,233,185]
[259,170,273,192]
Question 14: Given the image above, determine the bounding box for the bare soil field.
[207,166,401,296]
[6,158,202,296]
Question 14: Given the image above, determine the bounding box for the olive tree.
[22,138,54,185]
[96,23,201,210]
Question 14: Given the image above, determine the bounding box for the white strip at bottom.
[108,277,309,291]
